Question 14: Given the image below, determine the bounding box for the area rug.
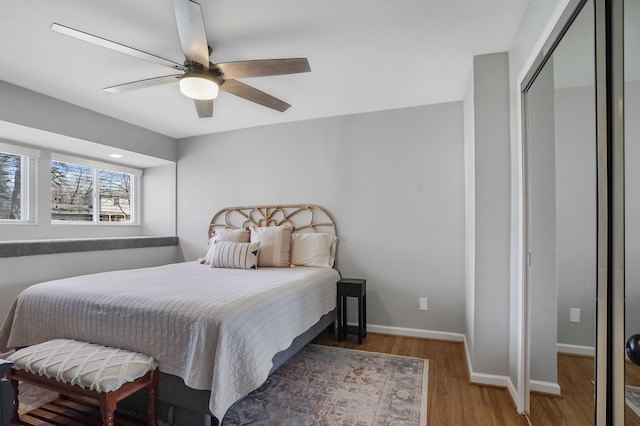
[222,344,429,426]
[14,383,59,415]
[626,385,640,417]
[14,344,428,426]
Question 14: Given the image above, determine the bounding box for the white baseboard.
[364,325,518,404]
[507,378,518,407]
[530,379,561,396]
[557,343,595,357]
[462,335,513,389]
[469,371,513,388]
[366,324,465,342]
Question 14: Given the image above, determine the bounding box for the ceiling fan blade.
[173,0,210,68]
[194,99,213,118]
[220,79,291,112]
[103,75,181,94]
[215,58,311,79]
[51,23,186,71]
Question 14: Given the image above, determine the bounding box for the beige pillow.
[211,228,250,243]
[290,233,337,268]
[250,225,293,267]
[203,228,250,264]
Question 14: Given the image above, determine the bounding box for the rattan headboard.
[208,204,337,238]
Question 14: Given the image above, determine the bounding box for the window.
[51,154,141,224]
[98,169,133,222]
[0,142,39,223]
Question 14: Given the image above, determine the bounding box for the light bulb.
[179,71,219,100]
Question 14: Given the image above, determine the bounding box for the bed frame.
[121,205,338,426]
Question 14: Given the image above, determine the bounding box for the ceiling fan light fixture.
[179,70,219,100]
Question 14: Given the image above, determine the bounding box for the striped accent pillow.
[203,228,251,265]
[210,241,260,269]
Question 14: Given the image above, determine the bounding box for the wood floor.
[528,353,595,426]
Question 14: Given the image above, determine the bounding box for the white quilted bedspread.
[0,262,339,419]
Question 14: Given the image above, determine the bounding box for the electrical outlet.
[419,298,428,311]
[570,308,581,323]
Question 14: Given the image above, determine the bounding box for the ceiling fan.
[50,0,311,118]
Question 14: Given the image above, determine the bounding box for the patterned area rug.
[15,383,59,415]
[627,385,640,417]
[223,344,428,426]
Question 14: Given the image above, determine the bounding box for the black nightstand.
[337,278,367,344]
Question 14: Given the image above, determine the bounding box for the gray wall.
[554,85,597,348]
[143,163,178,237]
[0,80,175,162]
[467,52,512,376]
[177,104,466,333]
[527,59,558,386]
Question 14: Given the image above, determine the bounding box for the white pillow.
[290,233,337,268]
[203,228,250,264]
[209,241,260,270]
[211,228,251,243]
[250,225,293,267]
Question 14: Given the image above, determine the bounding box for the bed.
[0,204,340,426]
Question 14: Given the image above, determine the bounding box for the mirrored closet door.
[524,0,640,422]
[523,0,597,423]
[625,0,640,423]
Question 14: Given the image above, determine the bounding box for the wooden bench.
[5,339,158,426]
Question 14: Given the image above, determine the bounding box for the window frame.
[0,141,39,224]
[50,153,142,226]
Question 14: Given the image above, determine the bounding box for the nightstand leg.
[337,294,343,341]
[357,295,363,344]
[341,296,348,340]
[363,294,367,337]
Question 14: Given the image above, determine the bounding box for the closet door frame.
[594,0,625,423]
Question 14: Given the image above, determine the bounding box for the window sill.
[0,236,178,258]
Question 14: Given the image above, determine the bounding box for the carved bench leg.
[147,370,158,426]
[99,394,116,426]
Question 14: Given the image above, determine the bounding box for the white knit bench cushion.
[7,339,158,393]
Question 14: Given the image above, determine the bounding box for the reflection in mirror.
[524,0,596,423]
[625,0,640,423]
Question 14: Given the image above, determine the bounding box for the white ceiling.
[0,0,528,140]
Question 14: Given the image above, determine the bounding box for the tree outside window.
[0,152,22,220]
[51,161,93,221]
[98,169,131,222]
